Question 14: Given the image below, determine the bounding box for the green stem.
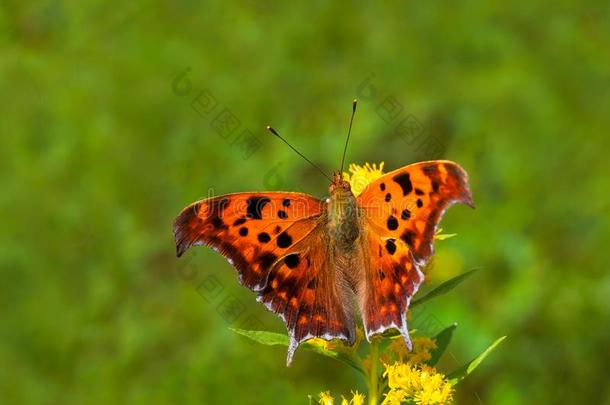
[368,339,379,405]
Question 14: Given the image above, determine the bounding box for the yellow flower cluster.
[382,363,453,405]
[342,162,385,196]
[388,336,437,364]
[318,390,365,405]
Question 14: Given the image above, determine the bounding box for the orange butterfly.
[173,101,474,365]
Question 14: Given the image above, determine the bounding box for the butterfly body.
[327,172,360,252]
[173,160,473,364]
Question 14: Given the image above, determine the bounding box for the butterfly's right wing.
[356,161,473,346]
[173,192,355,364]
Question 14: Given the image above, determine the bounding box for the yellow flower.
[343,162,385,196]
[382,389,408,405]
[340,390,366,405]
[384,362,418,391]
[383,362,453,405]
[319,391,365,405]
[411,366,454,405]
[319,391,335,405]
[350,391,365,405]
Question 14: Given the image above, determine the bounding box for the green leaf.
[229,328,289,346]
[428,323,457,366]
[411,269,479,308]
[230,328,364,374]
[447,336,507,385]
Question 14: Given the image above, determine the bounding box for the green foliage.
[428,324,457,367]
[411,269,478,308]
[447,336,507,386]
[229,328,290,346]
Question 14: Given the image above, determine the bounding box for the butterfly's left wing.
[356,160,473,345]
[173,192,356,364]
[174,192,326,288]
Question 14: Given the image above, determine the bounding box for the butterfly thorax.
[327,172,360,252]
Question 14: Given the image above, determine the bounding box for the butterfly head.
[329,171,353,195]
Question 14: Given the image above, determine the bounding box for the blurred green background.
[1,1,609,404]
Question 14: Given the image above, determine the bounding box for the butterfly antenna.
[266,126,332,182]
[339,99,358,174]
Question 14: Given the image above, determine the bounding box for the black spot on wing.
[401,230,416,248]
[278,210,288,219]
[387,215,399,231]
[284,253,300,269]
[423,165,439,175]
[385,193,392,202]
[401,209,411,220]
[417,199,423,208]
[415,188,424,196]
[246,196,271,220]
[233,217,247,226]
[282,199,291,207]
[211,216,225,229]
[385,238,397,255]
[277,232,292,248]
[380,183,386,191]
[258,232,271,243]
[393,173,413,196]
[239,227,248,236]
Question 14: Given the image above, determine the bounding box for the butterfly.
[173,102,473,365]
